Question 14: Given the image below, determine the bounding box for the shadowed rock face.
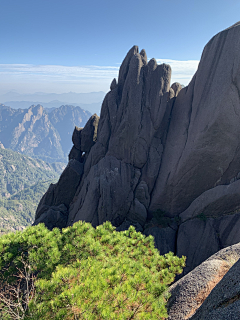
[65,45,174,230]
[34,22,240,275]
[150,21,240,215]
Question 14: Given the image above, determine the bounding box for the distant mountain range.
[0,146,63,234]
[0,91,106,115]
[2,101,101,114]
[0,103,91,163]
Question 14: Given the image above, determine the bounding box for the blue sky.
[0,0,239,95]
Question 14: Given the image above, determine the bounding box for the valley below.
[0,146,62,234]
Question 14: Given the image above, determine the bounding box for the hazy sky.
[0,0,239,94]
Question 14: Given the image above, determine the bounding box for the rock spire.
[35,22,240,276]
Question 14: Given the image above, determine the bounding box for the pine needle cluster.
[0,221,185,319]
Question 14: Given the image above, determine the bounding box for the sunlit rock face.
[167,243,240,320]
[35,22,240,275]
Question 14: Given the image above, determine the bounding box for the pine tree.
[0,222,185,319]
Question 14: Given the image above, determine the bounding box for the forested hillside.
[0,147,62,234]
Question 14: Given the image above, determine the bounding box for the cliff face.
[151,21,240,215]
[67,46,173,229]
[35,22,240,275]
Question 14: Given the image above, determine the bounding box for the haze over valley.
[0,91,106,115]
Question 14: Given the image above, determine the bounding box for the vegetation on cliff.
[0,221,185,319]
[0,148,62,234]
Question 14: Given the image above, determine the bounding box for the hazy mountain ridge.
[0,103,91,163]
[0,91,105,114]
[0,91,105,103]
[3,101,101,115]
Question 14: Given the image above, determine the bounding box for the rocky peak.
[35,22,240,282]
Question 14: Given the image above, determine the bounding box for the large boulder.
[72,126,82,150]
[180,179,240,222]
[190,254,240,320]
[80,113,99,154]
[168,243,240,319]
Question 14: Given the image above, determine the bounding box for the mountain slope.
[0,104,91,163]
[0,147,62,233]
[48,105,91,156]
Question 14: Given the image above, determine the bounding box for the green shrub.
[0,221,185,319]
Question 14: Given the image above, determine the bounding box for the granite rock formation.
[150,21,240,215]
[190,256,240,320]
[167,243,240,319]
[34,22,240,276]
[168,243,240,320]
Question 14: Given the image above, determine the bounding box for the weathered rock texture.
[150,21,240,215]
[177,211,240,276]
[66,45,173,231]
[167,243,240,319]
[34,22,240,275]
[190,257,240,320]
